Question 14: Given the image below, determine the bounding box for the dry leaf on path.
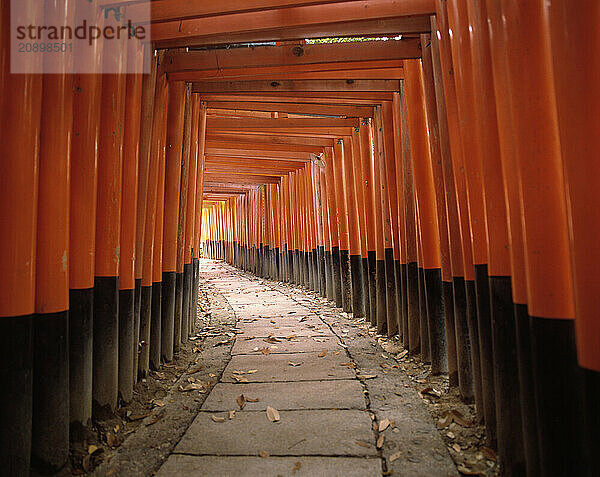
[87,445,99,455]
[355,440,372,448]
[357,374,377,380]
[378,418,390,432]
[246,397,259,402]
[456,465,487,476]
[376,434,385,449]
[258,450,270,458]
[288,361,303,367]
[318,350,328,358]
[480,446,497,461]
[292,462,302,474]
[389,451,402,463]
[211,415,226,423]
[266,406,280,422]
[438,409,472,428]
[420,387,442,398]
[228,410,236,420]
[452,443,462,453]
[237,394,246,409]
[247,369,258,374]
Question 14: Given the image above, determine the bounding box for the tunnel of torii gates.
[0,0,599,476]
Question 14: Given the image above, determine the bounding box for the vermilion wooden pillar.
[182,95,200,345]
[325,147,343,307]
[500,0,588,474]
[319,166,334,299]
[548,1,600,468]
[134,48,158,381]
[358,121,378,325]
[435,0,476,404]
[397,86,421,356]
[484,2,537,471]
[404,59,447,376]
[333,140,352,311]
[428,17,464,389]
[351,128,368,318]
[161,81,186,363]
[0,2,43,474]
[118,39,143,403]
[174,87,192,351]
[93,17,127,414]
[139,70,168,376]
[69,0,102,427]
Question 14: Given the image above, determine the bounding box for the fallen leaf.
[288,361,303,367]
[266,406,280,422]
[379,418,390,432]
[187,364,203,374]
[233,376,249,383]
[237,394,246,409]
[106,433,119,448]
[420,387,442,398]
[87,445,99,455]
[247,369,258,374]
[456,465,487,476]
[259,347,271,355]
[340,362,356,368]
[480,446,497,461]
[355,440,372,448]
[438,410,472,428]
[292,461,302,474]
[376,434,385,449]
[211,415,226,423]
[447,431,455,439]
[82,454,91,472]
[228,410,236,420]
[113,424,119,433]
[452,443,462,453]
[357,374,377,380]
[246,397,259,402]
[318,350,328,358]
[128,411,152,421]
[396,350,408,360]
[258,450,270,458]
[179,382,205,392]
[389,451,402,463]
[286,334,297,340]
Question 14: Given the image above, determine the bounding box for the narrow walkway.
[156,260,456,476]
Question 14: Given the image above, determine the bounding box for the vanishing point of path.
[152,259,457,477]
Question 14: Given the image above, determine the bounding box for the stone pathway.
[155,260,457,477]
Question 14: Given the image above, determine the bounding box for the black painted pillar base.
[406,262,420,355]
[313,249,319,290]
[118,288,134,404]
[442,280,458,387]
[465,278,483,421]
[584,368,600,476]
[191,257,199,336]
[474,265,496,446]
[290,249,297,284]
[264,246,271,278]
[375,258,387,335]
[93,276,119,411]
[453,277,474,402]
[317,246,325,296]
[489,276,523,474]
[418,267,430,364]
[331,247,343,307]
[0,315,33,476]
[138,285,152,378]
[161,272,176,363]
[69,288,93,426]
[350,254,365,318]
[274,247,281,282]
[394,259,404,341]
[32,311,69,472]
[182,263,192,346]
[150,282,162,370]
[531,316,588,477]
[303,251,310,289]
[425,268,446,375]
[367,251,377,326]
[362,257,371,323]
[133,279,142,383]
[174,272,184,352]
[384,249,397,336]
[340,249,352,312]
[324,250,333,300]
[400,263,409,348]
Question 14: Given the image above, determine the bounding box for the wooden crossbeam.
[205,157,309,168]
[193,79,401,93]
[151,1,434,46]
[206,117,360,129]
[197,92,393,105]
[204,173,281,184]
[206,101,374,117]
[206,133,334,148]
[164,40,420,73]
[205,154,310,163]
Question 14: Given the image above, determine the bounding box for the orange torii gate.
[1,1,599,476]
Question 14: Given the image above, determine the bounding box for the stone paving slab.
[174,409,378,456]
[232,304,310,317]
[232,335,340,355]
[222,352,356,382]
[235,315,323,330]
[201,380,366,411]
[234,324,335,338]
[156,455,382,477]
